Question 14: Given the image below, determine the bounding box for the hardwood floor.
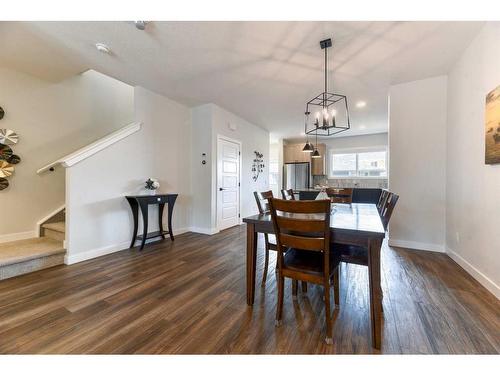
[0,225,498,354]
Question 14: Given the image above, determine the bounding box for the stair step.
[42,221,65,233]
[0,238,65,280]
[41,221,65,241]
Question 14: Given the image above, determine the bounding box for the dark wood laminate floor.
[0,225,498,354]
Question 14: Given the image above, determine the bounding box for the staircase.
[0,217,66,281]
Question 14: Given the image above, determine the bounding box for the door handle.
[219,188,225,191]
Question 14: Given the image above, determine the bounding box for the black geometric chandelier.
[303,38,350,140]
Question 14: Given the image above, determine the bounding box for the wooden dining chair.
[281,189,296,200]
[377,189,389,213]
[338,191,399,266]
[269,198,340,345]
[253,191,278,286]
[380,192,399,231]
[336,191,399,313]
[326,188,353,204]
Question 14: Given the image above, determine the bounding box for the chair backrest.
[377,189,389,212]
[253,190,274,214]
[326,188,353,204]
[268,198,332,273]
[281,189,296,200]
[380,192,399,231]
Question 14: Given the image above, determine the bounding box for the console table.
[125,194,178,250]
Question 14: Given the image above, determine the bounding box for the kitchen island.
[295,188,382,204]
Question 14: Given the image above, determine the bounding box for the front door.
[217,137,240,231]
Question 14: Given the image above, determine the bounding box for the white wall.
[190,104,216,233]
[269,141,281,197]
[321,132,388,150]
[0,68,134,242]
[65,86,191,263]
[389,76,448,252]
[191,103,269,233]
[445,22,500,298]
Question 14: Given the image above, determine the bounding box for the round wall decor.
[0,129,18,145]
[0,107,4,120]
[0,127,20,192]
[0,144,13,160]
[0,160,14,178]
[8,154,21,164]
[0,177,8,191]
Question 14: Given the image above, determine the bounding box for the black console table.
[125,194,178,250]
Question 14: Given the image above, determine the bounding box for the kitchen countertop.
[294,187,381,192]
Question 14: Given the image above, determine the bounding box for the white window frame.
[327,146,388,179]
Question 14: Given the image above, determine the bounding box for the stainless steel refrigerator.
[283,162,310,191]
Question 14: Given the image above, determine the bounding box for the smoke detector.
[134,21,149,30]
[95,43,111,54]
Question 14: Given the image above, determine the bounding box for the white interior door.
[217,137,240,231]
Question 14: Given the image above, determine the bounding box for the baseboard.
[446,247,500,299]
[65,241,130,265]
[189,227,219,235]
[65,227,192,265]
[0,231,37,244]
[388,238,445,253]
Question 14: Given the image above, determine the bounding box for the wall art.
[485,85,500,164]
[0,126,21,191]
[0,129,18,145]
[252,151,265,182]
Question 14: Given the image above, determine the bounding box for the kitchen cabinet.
[283,143,310,163]
[311,143,326,175]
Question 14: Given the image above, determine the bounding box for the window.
[329,148,387,178]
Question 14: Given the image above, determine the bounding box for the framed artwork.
[485,85,500,164]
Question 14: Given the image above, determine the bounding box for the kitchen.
[279,132,388,203]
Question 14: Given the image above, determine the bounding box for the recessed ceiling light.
[95,43,111,54]
[356,101,367,108]
[134,21,149,30]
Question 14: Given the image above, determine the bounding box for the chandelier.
[303,38,350,154]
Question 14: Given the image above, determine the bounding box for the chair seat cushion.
[283,248,340,276]
[335,244,368,266]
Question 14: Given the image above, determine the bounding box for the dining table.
[242,203,386,349]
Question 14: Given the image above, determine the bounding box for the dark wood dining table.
[242,203,386,349]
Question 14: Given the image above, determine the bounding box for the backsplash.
[312,175,388,189]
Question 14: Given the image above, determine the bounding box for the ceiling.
[0,21,484,141]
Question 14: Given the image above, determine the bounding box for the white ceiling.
[0,21,484,141]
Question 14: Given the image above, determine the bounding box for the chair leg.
[292,279,298,300]
[261,247,269,287]
[324,280,333,345]
[333,268,340,306]
[301,281,308,293]
[275,275,284,326]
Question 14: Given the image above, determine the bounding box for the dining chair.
[281,188,296,200]
[253,191,278,286]
[380,192,399,231]
[377,189,389,213]
[338,191,399,266]
[326,188,353,204]
[268,198,340,345]
[336,191,399,313]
